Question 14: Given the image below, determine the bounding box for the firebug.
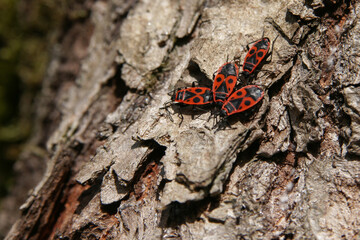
[171,87,213,105]
[220,85,264,116]
[242,37,277,76]
[212,62,239,105]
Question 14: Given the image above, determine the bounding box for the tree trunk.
[2,0,360,239]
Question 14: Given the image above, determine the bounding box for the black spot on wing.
[215,76,222,82]
[195,88,203,93]
[193,97,201,103]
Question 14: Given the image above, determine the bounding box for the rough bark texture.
[1,0,360,239]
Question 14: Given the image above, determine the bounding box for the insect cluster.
[169,37,274,129]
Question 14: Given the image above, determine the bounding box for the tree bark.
[2,0,360,239]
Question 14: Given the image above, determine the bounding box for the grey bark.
[1,0,360,239]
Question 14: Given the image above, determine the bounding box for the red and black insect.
[212,62,239,104]
[242,37,274,76]
[220,85,264,116]
[172,87,213,105]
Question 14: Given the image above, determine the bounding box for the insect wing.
[221,85,264,115]
[213,62,239,103]
[243,38,271,75]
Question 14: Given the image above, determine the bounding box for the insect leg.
[160,101,174,122]
[267,35,279,62]
[177,107,184,127]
